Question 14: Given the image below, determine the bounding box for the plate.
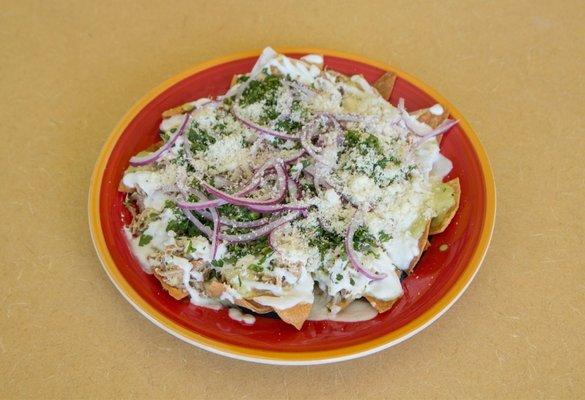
[88,48,495,365]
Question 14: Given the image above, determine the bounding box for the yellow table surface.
[1,1,583,398]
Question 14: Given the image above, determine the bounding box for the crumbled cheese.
[205,133,249,173]
[347,175,380,204]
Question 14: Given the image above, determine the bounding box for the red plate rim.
[88,48,496,365]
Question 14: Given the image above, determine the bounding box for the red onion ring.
[195,209,270,228]
[220,212,300,243]
[177,159,278,210]
[418,119,459,144]
[300,122,332,166]
[183,210,300,243]
[281,148,307,164]
[200,162,287,207]
[183,209,214,238]
[130,114,190,166]
[181,188,221,259]
[345,211,387,281]
[245,203,309,213]
[397,98,427,136]
[233,110,300,141]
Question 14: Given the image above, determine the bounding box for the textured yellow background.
[1,1,584,398]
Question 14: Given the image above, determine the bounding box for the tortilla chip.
[407,220,432,275]
[234,299,274,314]
[230,74,243,88]
[153,270,188,300]
[414,106,449,143]
[161,102,196,119]
[274,303,312,330]
[365,296,399,314]
[364,270,403,313]
[204,280,226,298]
[429,178,461,235]
[373,72,396,99]
[118,180,133,193]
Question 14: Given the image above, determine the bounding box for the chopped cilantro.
[211,259,224,268]
[225,237,272,264]
[212,122,228,135]
[336,273,343,281]
[349,277,355,285]
[344,130,361,147]
[275,118,302,134]
[165,207,210,237]
[218,204,261,222]
[239,75,282,107]
[248,263,263,272]
[187,122,216,152]
[185,240,195,254]
[138,234,153,246]
[163,199,175,209]
[378,230,392,242]
[236,75,250,83]
[353,226,377,255]
[309,227,344,260]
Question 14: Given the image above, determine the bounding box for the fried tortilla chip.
[365,296,399,314]
[153,270,188,300]
[230,74,244,88]
[204,281,274,314]
[365,270,402,313]
[274,303,312,330]
[414,105,449,143]
[373,72,396,100]
[429,178,461,235]
[118,180,133,193]
[204,280,226,298]
[235,299,274,315]
[408,220,432,275]
[162,102,197,119]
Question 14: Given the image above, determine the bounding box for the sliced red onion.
[418,119,459,144]
[179,188,220,259]
[194,209,270,228]
[220,212,299,243]
[200,162,287,207]
[282,148,307,164]
[397,98,428,136]
[177,159,277,210]
[186,211,299,243]
[177,197,225,211]
[233,110,299,141]
[345,211,387,281]
[303,165,315,179]
[130,114,190,166]
[300,123,332,166]
[287,80,315,98]
[183,209,213,237]
[210,207,220,259]
[245,203,309,213]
